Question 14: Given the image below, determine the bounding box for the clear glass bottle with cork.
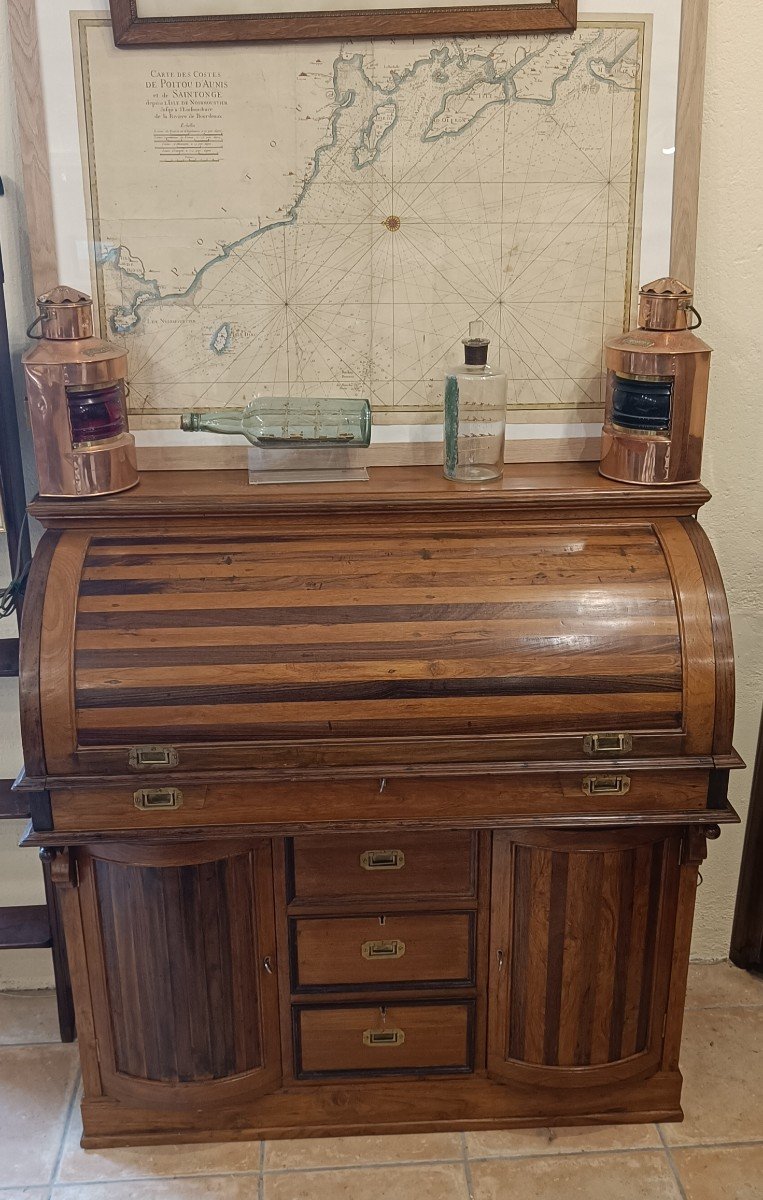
[443,320,506,483]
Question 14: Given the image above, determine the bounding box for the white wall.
[689,0,763,958]
[0,0,761,987]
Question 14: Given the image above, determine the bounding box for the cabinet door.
[487,828,681,1089]
[77,839,281,1107]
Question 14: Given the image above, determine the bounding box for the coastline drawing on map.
[75,18,648,428]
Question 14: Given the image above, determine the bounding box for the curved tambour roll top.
[26,516,733,778]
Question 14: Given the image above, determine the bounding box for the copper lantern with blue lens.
[600,279,711,485]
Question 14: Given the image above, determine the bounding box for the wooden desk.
[18,465,740,1146]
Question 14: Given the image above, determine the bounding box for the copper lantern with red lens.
[22,286,138,497]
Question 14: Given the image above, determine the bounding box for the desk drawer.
[289,831,477,903]
[295,1002,474,1077]
[49,771,712,833]
[292,912,475,991]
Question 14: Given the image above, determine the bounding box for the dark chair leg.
[731,705,763,973]
[40,851,76,1042]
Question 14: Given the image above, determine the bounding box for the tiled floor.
[0,961,761,1200]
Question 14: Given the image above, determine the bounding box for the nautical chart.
[75,17,648,427]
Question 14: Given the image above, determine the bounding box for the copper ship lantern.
[599,278,712,485]
[22,286,138,497]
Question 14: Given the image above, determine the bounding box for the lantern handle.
[683,304,702,331]
[26,315,44,340]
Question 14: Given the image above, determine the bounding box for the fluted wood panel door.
[77,839,281,1107]
[488,828,682,1089]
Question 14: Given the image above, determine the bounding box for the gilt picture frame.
[108,0,577,46]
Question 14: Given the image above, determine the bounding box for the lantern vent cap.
[37,286,91,308]
[639,277,693,298]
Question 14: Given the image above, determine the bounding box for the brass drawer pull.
[361,939,406,960]
[583,732,633,756]
[128,745,179,769]
[582,774,631,797]
[363,1028,405,1047]
[360,849,406,871]
[133,787,183,811]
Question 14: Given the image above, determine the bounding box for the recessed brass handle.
[582,774,631,796]
[361,939,406,960]
[128,745,179,769]
[133,787,183,810]
[360,849,405,871]
[583,732,633,756]
[363,1028,405,1047]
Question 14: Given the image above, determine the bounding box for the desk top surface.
[30,463,710,526]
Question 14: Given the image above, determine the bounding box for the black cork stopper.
[463,319,489,366]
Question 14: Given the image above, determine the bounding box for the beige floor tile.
[58,1100,261,1183]
[0,1191,51,1199]
[53,1181,258,1200]
[0,990,61,1045]
[686,962,763,1009]
[662,1008,763,1146]
[466,1122,662,1158]
[263,1163,468,1200]
[0,1043,78,1187]
[672,1144,763,1200]
[264,1132,463,1170]
[469,1151,681,1199]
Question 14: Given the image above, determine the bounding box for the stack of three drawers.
[285,829,482,1079]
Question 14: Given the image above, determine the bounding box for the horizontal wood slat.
[0,904,51,950]
[0,779,28,819]
[0,638,19,678]
[70,527,685,754]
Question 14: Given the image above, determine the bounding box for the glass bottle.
[181,395,372,448]
[443,321,506,482]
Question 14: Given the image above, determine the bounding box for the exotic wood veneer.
[16,465,740,1147]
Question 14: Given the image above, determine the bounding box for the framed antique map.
[11,0,706,466]
[109,0,578,44]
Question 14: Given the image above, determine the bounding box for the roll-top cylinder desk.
[17,464,741,1147]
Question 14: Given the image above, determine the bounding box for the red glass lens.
[67,384,127,444]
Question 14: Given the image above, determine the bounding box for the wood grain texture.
[50,849,103,1096]
[670,0,709,286]
[18,532,60,779]
[289,831,477,904]
[77,839,281,1107]
[30,804,739,852]
[48,771,714,834]
[62,525,688,766]
[681,518,736,754]
[653,518,716,756]
[295,1001,474,1077]
[109,0,576,44]
[7,0,58,294]
[489,827,682,1090]
[20,464,737,1147]
[29,464,711,529]
[78,1071,684,1146]
[39,534,90,774]
[290,912,475,991]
